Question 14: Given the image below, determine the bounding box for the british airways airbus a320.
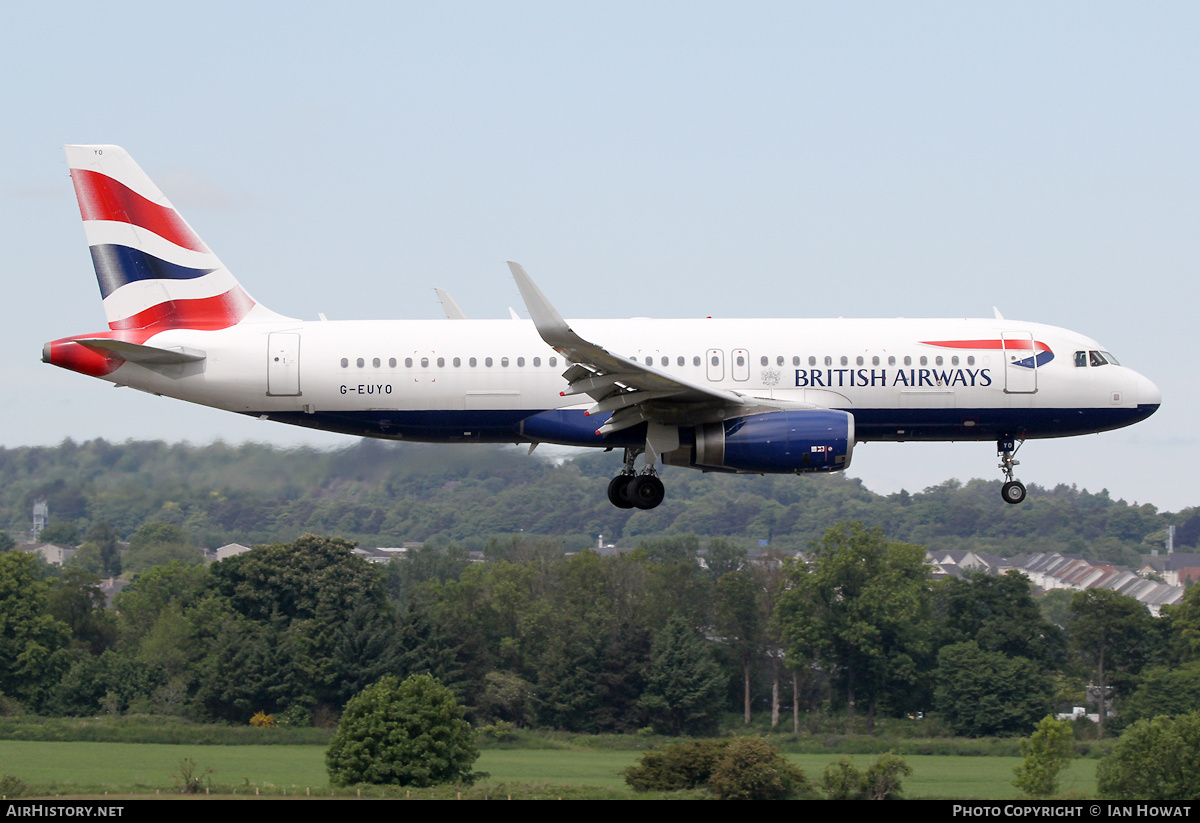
[44,146,1161,510]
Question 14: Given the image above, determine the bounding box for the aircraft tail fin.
[65,145,288,331]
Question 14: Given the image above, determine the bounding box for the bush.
[326,674,479,788]
[622,738,811,799]
[1097,711,1200,800]
[1013,715,1074,798]
[819,753,913,800]
[0,774,28,798]
[621,739,731,792]
[709,738,812,800]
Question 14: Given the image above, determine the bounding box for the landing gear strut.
[607,447,665,510]
[998,437,1026,505]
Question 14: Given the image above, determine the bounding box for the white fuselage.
[92,315,1159,448]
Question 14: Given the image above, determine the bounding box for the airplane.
[44,145,1161,510]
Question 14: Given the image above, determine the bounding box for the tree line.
[4,525,1200,736]
[2,437,1194,567]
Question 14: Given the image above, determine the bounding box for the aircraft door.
[267,333,301,396]
[706,349,724,382]
[1001,331,1037,394]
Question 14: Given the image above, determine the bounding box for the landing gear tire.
[608,475,635,509]
[627,475,665,510]
[1001,480,1026,505]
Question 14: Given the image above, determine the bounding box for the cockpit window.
[1075,351,1087,368]
[1089,350,1118,367]
[1102,351,1120,366]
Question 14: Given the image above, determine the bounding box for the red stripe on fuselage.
[921,338,1051,353]
[108,287,255,331]
[71,169,210,253]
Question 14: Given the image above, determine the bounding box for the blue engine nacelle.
[673,409,855,473]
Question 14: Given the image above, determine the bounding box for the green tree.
[640,616,725,736]
[777,523,932,731]
[123,522,199,573]
[936,571,1064,667]
[0,551,71,707]
[934,641,1053,737]
[326,674,479,787]
[1013,715,1075,798]
[1069,589,1154,737]
[1121,662,1200,727]
[714,569,765,725]
[1097,711,1200,800]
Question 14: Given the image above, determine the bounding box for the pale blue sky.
[3,2,1195,511]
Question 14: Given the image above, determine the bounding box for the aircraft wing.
[508,262,815,435]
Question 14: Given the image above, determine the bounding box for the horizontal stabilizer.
[75,338,206,365]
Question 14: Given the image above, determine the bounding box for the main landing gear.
[998,437,1026,505]
[607,447,665,510]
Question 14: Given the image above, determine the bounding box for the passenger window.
[389,358,397,368]
[356,358,364,368]
[824,356,832,366]
[760,356,768,367]
[809,356,817,366]
[711,355,719,367]
[693,356,701,367]
[793,356,800,366]
[967,356,975,366]
[453,357,461,367]
[661,357,669,367]
[549,357,557,367]
[920,356,927,366]
[645,356,653,365]
[517,357,525,367]
[840,356,848,366]
[736,355,745,366]
[420,357,429,368]
[533,357,541,367]
[935,356,943,366]
[856,356,864,366]
[405,358,413,368]
[904,356,911,366]
[485,357,493,367]
[501,357,509,367]
[469,357,477,367]
[437,357,445,368]
[372,357,381,368]
[677,356,685,367]
[887,356,895,366]
[951,356,959,366]
[340,358,348,368]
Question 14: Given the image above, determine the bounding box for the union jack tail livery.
[65,145,284,331]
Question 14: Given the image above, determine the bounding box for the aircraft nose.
[1136,371,1162,409]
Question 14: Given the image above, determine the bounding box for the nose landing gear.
[998,437,1026,504]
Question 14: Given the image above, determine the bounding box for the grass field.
[0,740,1099,798]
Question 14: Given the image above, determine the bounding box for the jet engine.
[664,409,854,473]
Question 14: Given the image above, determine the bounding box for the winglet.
[508,261,575,344]
[434,288,468,320]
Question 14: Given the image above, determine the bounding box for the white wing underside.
[507,262,818,437]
